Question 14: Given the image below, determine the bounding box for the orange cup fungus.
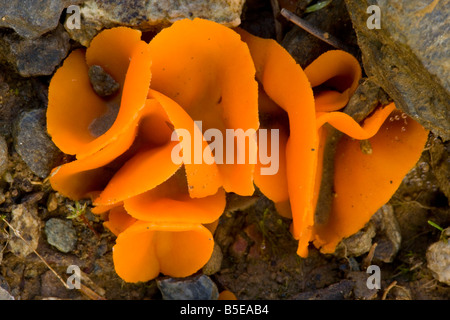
[47,18,429,283]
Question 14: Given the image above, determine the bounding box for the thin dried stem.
[382,280,397,300]
[1,217,69,289]
[362,242,378,270]
[280,8,353,52]
[1,216,106,300]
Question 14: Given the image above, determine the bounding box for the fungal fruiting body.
[237,29,428,257]
[47,18,429,283]
[48,19,259,282]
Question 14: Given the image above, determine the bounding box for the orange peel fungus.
[47,18,429,283]
[47,19,258,282]
[237,29,429,257]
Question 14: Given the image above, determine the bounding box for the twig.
[382,280,397,300]
[1,217,69,289]
[280,8,354,52]
[79,283,106,300]
[1,216,106,300]
[362,242,377,270]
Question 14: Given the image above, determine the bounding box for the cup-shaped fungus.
[303,51,429,253]
[47,19,260,282]
[112,219,215,282]
[238,28,428,258]
[312,104,429,253]
[304,50,361,112]
[147,18,259,197]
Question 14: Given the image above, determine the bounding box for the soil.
[0,0,449,300]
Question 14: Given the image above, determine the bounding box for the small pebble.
[8,204,41,258]
[426,228,450,285]
[14,109,62,178]
[88,65,120,97]
[156,274,219,300]
[45,218,77,253]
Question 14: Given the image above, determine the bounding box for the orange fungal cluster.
[47,19,428,283]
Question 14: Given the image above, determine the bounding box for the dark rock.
[45,218,77,253]
[292,279,354,300]
[14,109,63,178]
[240,0,277,39]
[88,65,120,97]
[282,0,358,68]
[344,0,450,140]
[0,66,43,137]
[156,274,219,300]
[0,24,71,77]
[65,0,247,46]
[343,78,391,122]
[7,204,41,258]
[0,0,80,39]
[0,135,7,176]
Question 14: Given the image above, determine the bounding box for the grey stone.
[88,65,120,97]
[371,205,402,263]
[426,228,450,285]
[14,109,63,179]
[8,204,41,258]
[157,274,219,300]
[0,286,14,300]
[65,0,246,46]
[45,218,77,253]
[334,222,376,258]
[0,24,71,77]
[0,135,7,176]
[344,0,450,140]
[0,0,80,39]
